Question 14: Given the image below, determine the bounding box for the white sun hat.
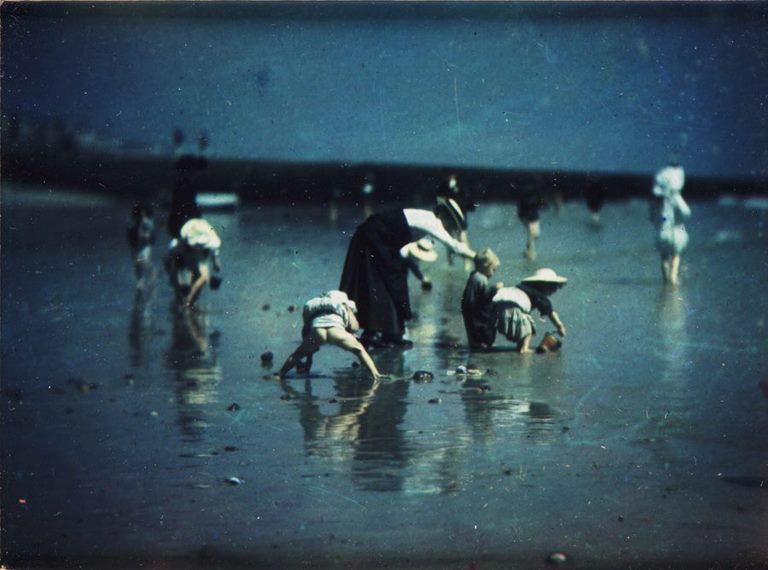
[521,268,568,284]
[180,218,221,249]
[402,238,438,263]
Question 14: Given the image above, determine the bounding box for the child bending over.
[276,290,381,380]
[494,268,567,353]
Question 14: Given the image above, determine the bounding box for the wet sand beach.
[2,185,767,569]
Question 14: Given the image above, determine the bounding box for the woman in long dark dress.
[340,203,475,348]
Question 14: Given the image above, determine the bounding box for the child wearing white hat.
[494,268,568,353]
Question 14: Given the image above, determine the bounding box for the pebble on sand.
[547,552,567,564]
[260,351,274,364]
[412,370,434,382]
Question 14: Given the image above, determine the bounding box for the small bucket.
[536,333,562,353]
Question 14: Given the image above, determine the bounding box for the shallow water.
[2,185,768,568]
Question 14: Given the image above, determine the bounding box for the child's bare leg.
[524,221,539,260]
[185,264,210,308]
[326,328,381,378]
[297,352,315,374]
[669,254,681,285]
[277,336,321,379]
[517,334,534,353]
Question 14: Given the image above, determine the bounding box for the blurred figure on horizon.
[516,186,545,261]
[275,290,382,380]
[494,268,568,353]
[167,128,205,239]
[340,203,476,348]
[461,248,504,350]
[582,174,605,225]
[650,161,691,286]
[165,218,222,308]
[361,174,376,218]
[126,201,156,290]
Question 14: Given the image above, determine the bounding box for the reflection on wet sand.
[128,287,154,369]
[165,305,222,442]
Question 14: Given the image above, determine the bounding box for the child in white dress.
[651,163,691,286]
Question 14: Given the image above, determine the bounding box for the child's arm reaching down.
[549,310,567,337]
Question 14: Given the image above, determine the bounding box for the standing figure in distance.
[127,202,156,290]
[650,162,691,286]
[516,187,544,261]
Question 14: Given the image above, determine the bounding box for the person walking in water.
[516,187,544,261]
[126,202,156,290]
[650,162,691,286]
[340,203,476,348]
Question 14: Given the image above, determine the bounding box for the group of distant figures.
[127,161,691,380]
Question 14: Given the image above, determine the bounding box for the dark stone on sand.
[351,361,360,368]
[287,305,296,312]
[224,445,239,452]
[67,378,98,393]
[412,370,434,382]
[2,387,23,401]
[260,351,274,364]
[547,552,567,564]
[262,304,271,311]
[328,398,338,403]
[428,398,441,404]
[227,403,241,412]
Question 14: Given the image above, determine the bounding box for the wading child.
[494,268,567,353]
[650,162,691,286]
[127,202,156,289]
[461,249,504,349]
[276,290,382,380]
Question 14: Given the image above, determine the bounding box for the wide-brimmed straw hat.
[403,238,438,263]
[436,196,467,232]
[521,268,568,284]
[180,218,221,249]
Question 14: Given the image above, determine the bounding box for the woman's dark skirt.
[339,216,412,337]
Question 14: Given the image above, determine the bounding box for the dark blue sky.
[2,2,767,178]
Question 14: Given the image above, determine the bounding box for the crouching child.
[494,268,567,353]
